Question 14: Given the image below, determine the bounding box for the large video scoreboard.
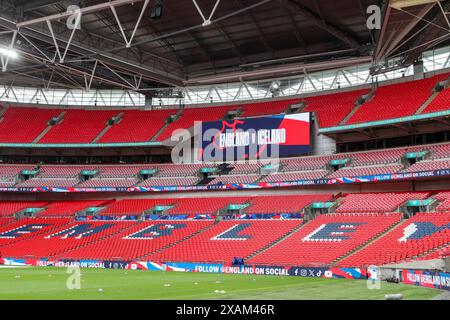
[198,113,311,162]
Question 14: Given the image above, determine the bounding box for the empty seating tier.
[38,110,119,143]
[346,73,449,124]
[0,107,61,143]
[248,213,402,266]
[60,220,214,261]
[339,212,450,267]
[146,220,302,264]
[40,201,109,217]
[303,89,369,127]
[98,109,176,143]
[335,192,429,213]
[0,221,134,258]
[0,201,49,217]
[246,194,332,214]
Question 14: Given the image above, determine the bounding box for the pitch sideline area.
[0,267,441,300]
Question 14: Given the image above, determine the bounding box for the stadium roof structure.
[0,0,449,94]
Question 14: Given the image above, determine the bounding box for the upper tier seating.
[239,99,299,117]
[2,72,450,145]
[339,212,450,267]
[38,110,119,143]
[156,106,235,141]
[335,192,429,213]
[246,194,332,214]
[0,221,135,258]
[98,109,176,143]
[346,73,449,124]
[0,107,61,143]
[303,89,369,127]
[146,220,302,264]
[59,220,214,261]
[421,87,450,114]
[248,213,401,266]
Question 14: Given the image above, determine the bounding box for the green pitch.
[0,267,442,300]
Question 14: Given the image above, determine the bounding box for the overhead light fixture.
[151,0,162,20]
[0,48,18,59]
[270,80,280,91]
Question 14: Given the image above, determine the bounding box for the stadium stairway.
[92,112,124,143]
[151,108,184,142]
[339,89,375,126]
[330,215,405,266]
[416,74,450,114]
[135,220,219,260]
[245,219,307,261]
[0,105,8,119]
[415,91,443,115]
[32,111,66,144]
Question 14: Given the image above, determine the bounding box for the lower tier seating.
[248,213,402,266]
[0,220,134,258]
[339,212,450,267]
[146,220,303,264]
[59,220,214,261]
[0,218,72,247]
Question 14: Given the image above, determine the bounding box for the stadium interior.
[0,0,450,284]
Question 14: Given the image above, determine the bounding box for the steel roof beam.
[279,0,361,49]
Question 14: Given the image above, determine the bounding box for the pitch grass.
[0,267,442,300]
